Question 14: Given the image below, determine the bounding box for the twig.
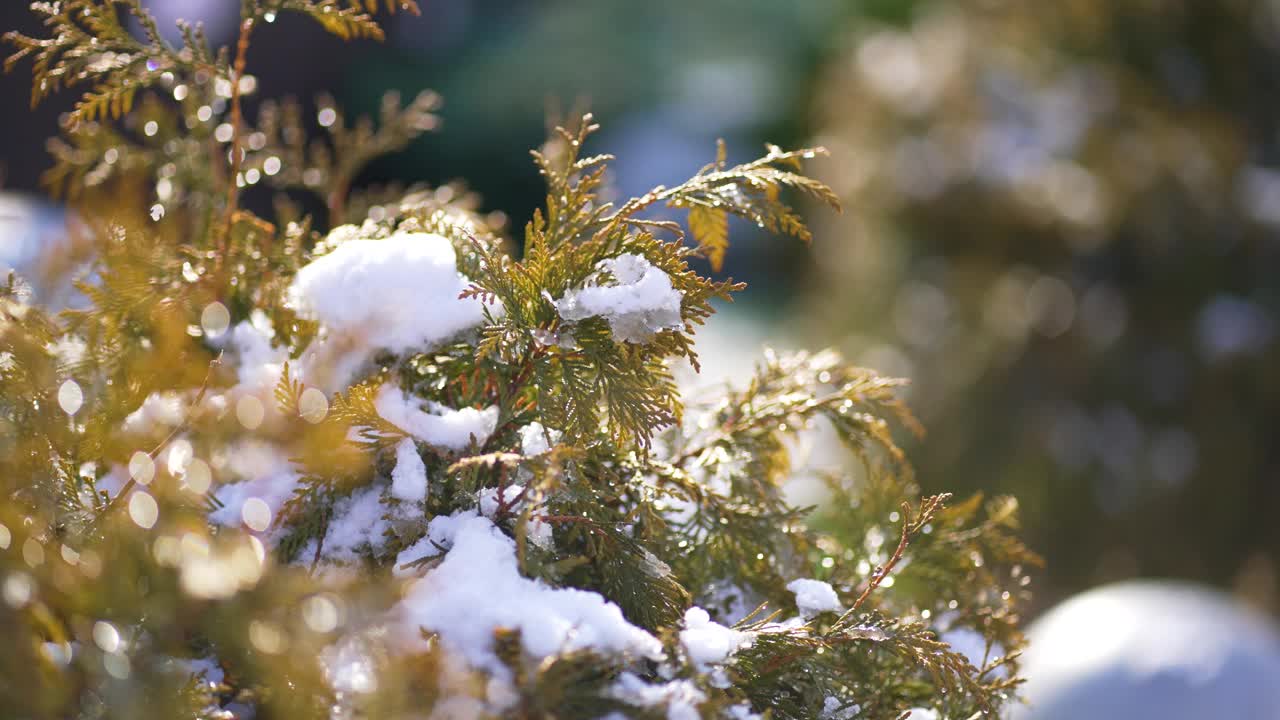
[851,502,913,613]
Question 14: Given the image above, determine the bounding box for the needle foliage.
[1,3,1037,719]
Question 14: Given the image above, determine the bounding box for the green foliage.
[662,140,840,272]
[5,0,221,120]
[271,0,420,41]
[4,0,419,123]
[0,2,1037,719]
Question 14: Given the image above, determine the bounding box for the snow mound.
[1013,580,1280,720]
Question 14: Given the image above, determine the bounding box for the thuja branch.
[850,494,950,614]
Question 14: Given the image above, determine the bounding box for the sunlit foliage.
[1,2,1036,718]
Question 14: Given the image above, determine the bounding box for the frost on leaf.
[556,253,683,343]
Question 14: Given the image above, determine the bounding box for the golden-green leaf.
[688,204,730,272]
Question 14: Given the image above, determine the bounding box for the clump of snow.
[679,607,753,670]
[727,704,763,720]
[287,232,491,355]
[48,335,88,368]
[122,392,186,434]
[607,673,706,720]
[904,709,938,720]
[485,676,520,713]
[390,437,428,503]
[393,512,663,675]
[787,578,843,617]
[428,697,487,720]
[556,253,683,343]
[376,384,498,452]
[1012,580,1280,720]
[518,421,561,456]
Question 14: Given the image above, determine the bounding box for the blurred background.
[3,0,1279,711]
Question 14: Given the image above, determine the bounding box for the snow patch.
[608,673,706,720]
[821,696,861,719]
[477,484,553,549]
[322,638,378,695]
[393,512,662,675]
[228,310,287,393]
[208,441,300,534]
[941,625,1004,676]
[122,392,186,434]
[787,578,843,617]
[556,253,683,343]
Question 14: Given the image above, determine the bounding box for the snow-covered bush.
[0,2,1036,718]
